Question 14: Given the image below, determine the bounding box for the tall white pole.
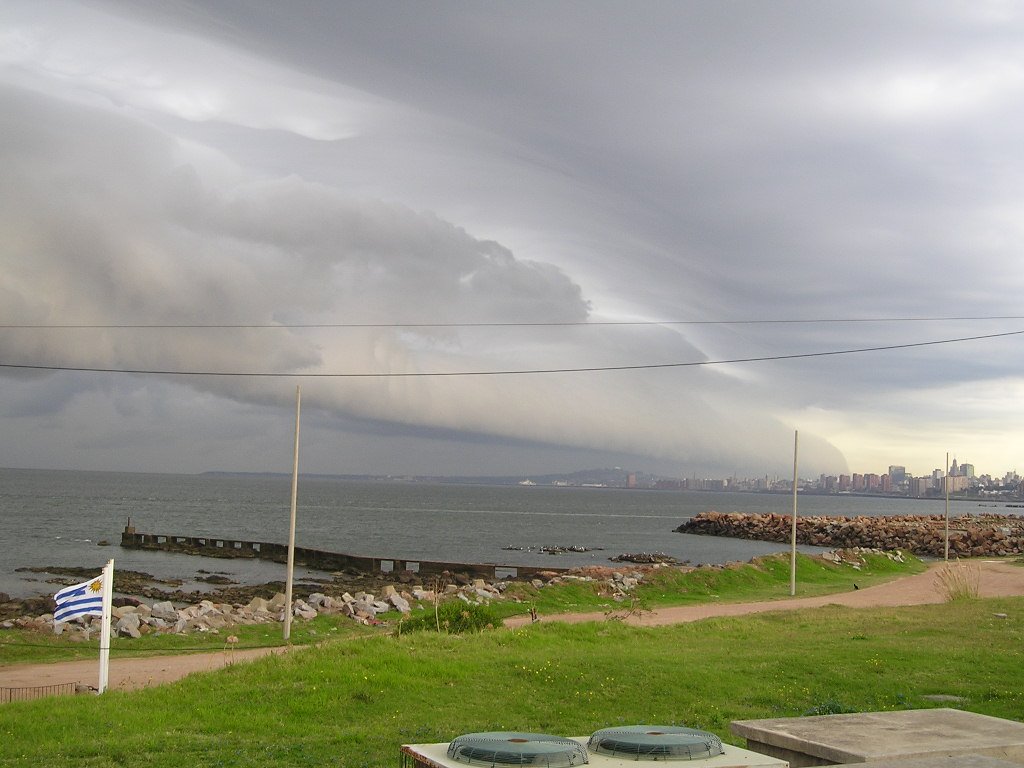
[98,558,114,694]
[790,430,799,597]
[283,385,301,641]
[944,451,950,562]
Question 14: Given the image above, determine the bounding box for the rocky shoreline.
[677,511,1024,558]
[0,562,659,638]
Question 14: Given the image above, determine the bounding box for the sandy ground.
[2,559,1022,697]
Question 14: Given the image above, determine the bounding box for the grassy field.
[1,554,1022,767]
[0,552,922,664]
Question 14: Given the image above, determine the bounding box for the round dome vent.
[587,725,723,761]
[447,732,588,767]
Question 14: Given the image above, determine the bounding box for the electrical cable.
[0,329,1020,378]
[1,315,1023,329]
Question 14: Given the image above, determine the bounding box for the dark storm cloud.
[1,0,1022,476]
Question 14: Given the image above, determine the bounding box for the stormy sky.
[1,0,1022,480]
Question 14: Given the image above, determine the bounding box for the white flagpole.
[283,385,301,641]
[98,558,114,694]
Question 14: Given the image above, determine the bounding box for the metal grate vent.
[587,726,724,761]
[447,732,589,767]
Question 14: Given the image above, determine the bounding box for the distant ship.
[518,479,536,486]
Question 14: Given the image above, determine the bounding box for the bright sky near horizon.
[1,1,1022,480]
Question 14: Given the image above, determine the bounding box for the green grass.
[1,595,1022,767]
[0,613,372,666]
[489,552,924,620]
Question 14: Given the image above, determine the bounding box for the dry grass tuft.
[934,561,981,601]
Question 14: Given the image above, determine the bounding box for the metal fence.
[1,682,80,703]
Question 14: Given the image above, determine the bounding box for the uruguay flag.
[53,574,105,623]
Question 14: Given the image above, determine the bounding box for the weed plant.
[934,561,981,601]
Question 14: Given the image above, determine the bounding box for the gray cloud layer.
[1,1,1022,478]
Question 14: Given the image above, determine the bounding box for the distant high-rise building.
[888,465,907,485]
[960,463,975,478]
[910,477,932,496]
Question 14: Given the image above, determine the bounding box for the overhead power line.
[1,329,1020,378]
[1,315,1023,329]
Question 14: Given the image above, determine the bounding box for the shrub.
[399,600,499,634]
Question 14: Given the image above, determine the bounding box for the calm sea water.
[0,468,971,598]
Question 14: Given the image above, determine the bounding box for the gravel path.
[2,559,1022,696]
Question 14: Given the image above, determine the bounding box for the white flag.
[53,574,105,623]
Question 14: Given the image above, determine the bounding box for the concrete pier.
[120,523,568,581]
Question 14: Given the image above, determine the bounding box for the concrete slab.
[730,709,1024,766]
[849,757,1022,768]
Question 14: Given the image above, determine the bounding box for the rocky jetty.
[1,567,650,638]
[677,511,1024,558]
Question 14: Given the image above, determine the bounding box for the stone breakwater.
[2,566,653,639]
[676,511,1024,558]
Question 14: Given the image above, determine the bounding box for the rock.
[267,593,287,611]
[151,601,178,621]
[388,593,411,613]
[115,612,142,639]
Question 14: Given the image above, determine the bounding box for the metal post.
[790,430,798,597]
[944,451,950,562]
[283,385,301,641]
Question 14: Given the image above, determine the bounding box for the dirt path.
[505,559,1024,628]
[0,645,291,695]
[3,560,1022,697]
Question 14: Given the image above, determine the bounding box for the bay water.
[0,467,966,599]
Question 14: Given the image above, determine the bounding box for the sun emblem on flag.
[88,579,102,593]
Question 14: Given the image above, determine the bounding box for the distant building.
[910,477,933,496]
[945,475,969,493]
[888,465,907,485]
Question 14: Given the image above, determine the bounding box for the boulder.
[150,601,178,621]
[388,593,411,613]
[115,612,142,639]
[247,596,270,613]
